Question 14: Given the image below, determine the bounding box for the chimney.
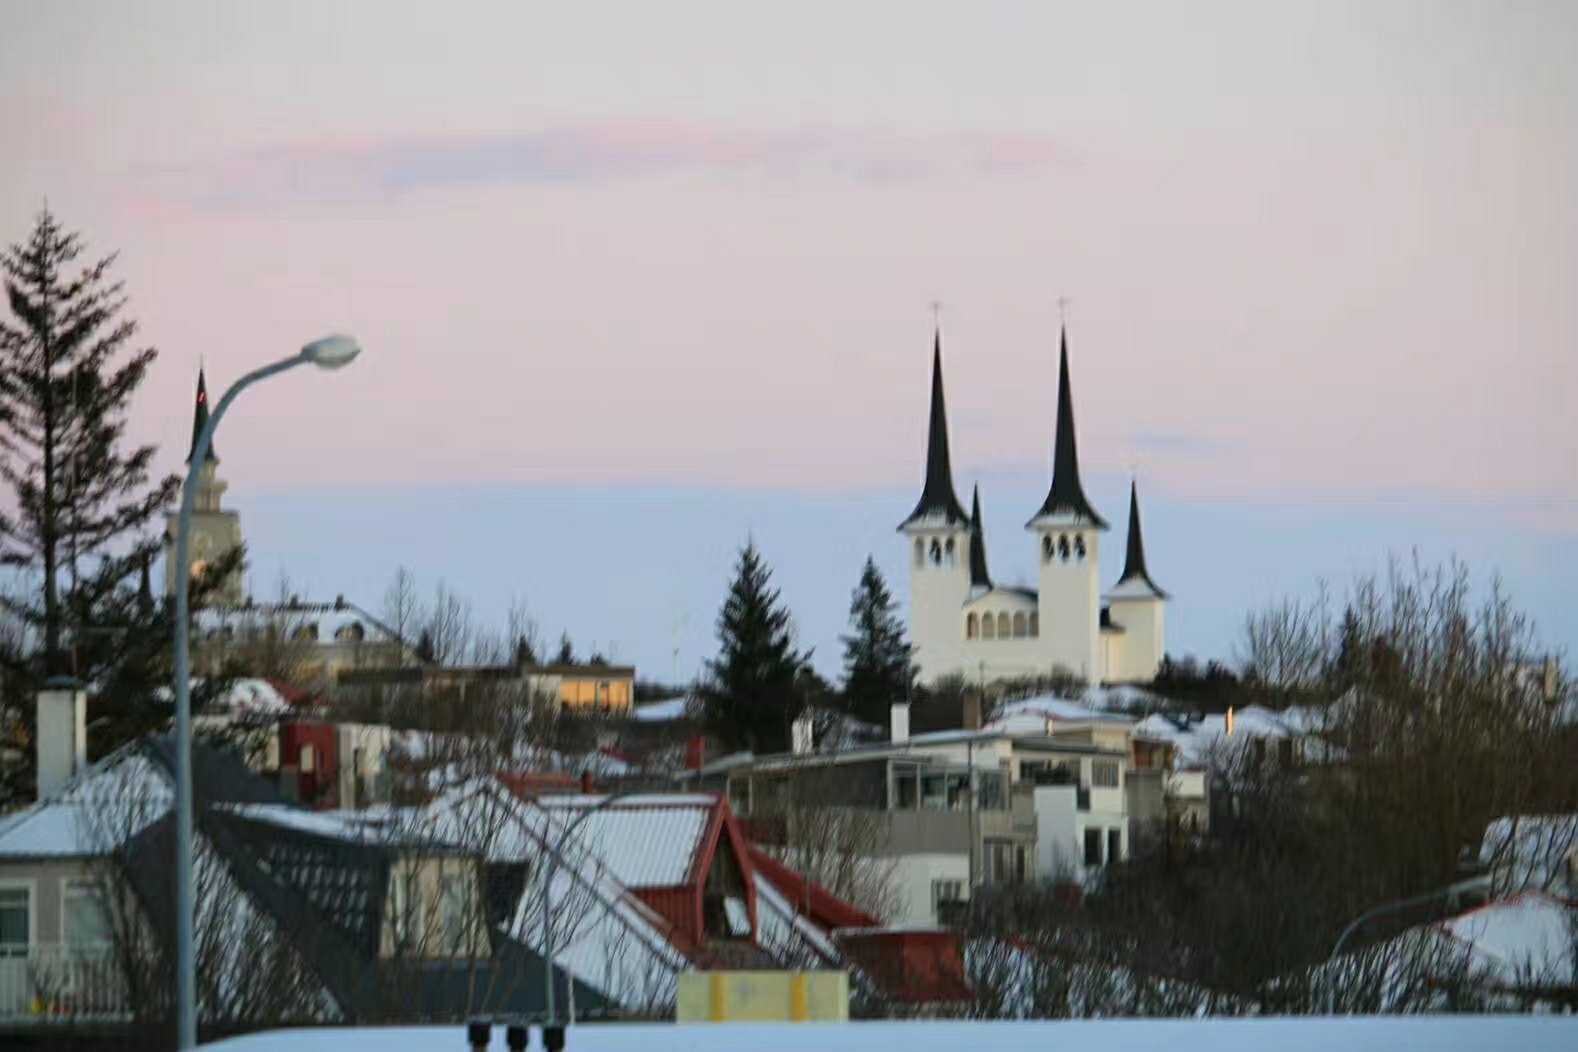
[685,734,706,772]
[36,677,87,799]
[791,712,814,755]
[962,695,983,732]
[890,702,910,744]
[580,770,595,794]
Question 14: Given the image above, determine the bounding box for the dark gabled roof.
[968,485,992,589]
[1111,480,1169,600]
[141,734,290,806]
[188,368,219,465]
[1028,328,1108,530]
[899,329,970,531]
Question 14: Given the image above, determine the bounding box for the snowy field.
[211,1017,1577,1052]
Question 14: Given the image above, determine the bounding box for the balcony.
[0,945,129,1023]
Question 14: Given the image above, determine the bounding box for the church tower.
[165,369,244,604]
[899,329,972,683]
[1103,480,1169,682]
[1025,328,1107,683]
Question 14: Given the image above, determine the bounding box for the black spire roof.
[1029,327,1107,529]
[1112,480,1168,599]
[187,368,218,466]
[968,484,992,589]
[899,329,970,530]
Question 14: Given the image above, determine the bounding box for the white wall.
[1035,527,1102,682]
[888,853,971,926]
[1104,597,1164,683]
[1031,786,1081,880]
[905,527,971,683]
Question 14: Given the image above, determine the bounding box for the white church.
[899,327,1170,686]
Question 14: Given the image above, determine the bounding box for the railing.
[0,944,129,1022]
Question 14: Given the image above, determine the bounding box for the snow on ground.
[208,1017,1578,1052]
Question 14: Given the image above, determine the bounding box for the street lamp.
[173,334,362,1049]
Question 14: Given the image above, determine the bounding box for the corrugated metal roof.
[536,796,714,888]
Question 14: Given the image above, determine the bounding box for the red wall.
[280,722,338,809]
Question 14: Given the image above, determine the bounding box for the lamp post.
[173,334,361,1049]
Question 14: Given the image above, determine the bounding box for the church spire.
[899,328,969,530]
[1114,480,1168,598]
[1029,327,1107,529]
[968,484,992,589]
[187,368,218,466]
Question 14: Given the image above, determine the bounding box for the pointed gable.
[968,485,992,590]
[1028,328,1107,530]
[899,329,969,531]
[188,368,219,465]
[1107,480,1169,600]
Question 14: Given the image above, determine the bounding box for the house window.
[1013,612,1027,638]
[1074,534,1087,560]
[966,613,979,639]
[1042,535,1054,562]
[894,767,919,809]
[391,870,423,950]
[63,880,112,954]
[981,614,996,640]
[1058,534,1071,562]
[1091,760,1120,788]
[1029,612,1039,637]
[929,539,943,565]
[0,886,29,956]
[932,879,964,912]
[944,537,956,565]
[437,871,471,951]
[1107,829,1123,866]
[300,743,315,773]
[997,613,1011,638]
[1083,828,1103,867]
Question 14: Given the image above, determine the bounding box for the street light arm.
[1329,876,1490,961]
[172,350,315,1050]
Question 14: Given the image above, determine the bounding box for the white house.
[899,328,1169,687]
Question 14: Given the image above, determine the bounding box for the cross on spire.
[1057,296,1070,325]
[930,299,943,330]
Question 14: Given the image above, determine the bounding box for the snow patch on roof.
[1436,892,1577,987]
[631,696,694,723]
[0,749,171,858]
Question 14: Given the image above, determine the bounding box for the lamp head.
[300,334,362,370]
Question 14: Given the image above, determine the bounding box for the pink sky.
[1,1,1574,528]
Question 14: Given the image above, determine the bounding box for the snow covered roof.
[201,1016,1578,1051]
[1480,815,1578,896]
[995,694,1136,727]
[0,748,171,858]
[1133,705,1324,769]
[533,795,714,888]
[631,696,694,723]
[1434,892,1577,987]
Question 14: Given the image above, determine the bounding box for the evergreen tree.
[701,541,808,754]
[514,634,537,668]
[0,209,230,803]
[555,632,575,665]
[840,556,915,725]
[415,630,436,664]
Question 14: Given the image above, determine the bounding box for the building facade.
[899,328,1170,686]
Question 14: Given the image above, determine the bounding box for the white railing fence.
[0,944,129,1021]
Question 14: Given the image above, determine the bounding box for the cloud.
[132,122,1063,210]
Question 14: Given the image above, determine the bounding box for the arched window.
[982,614,996,640]
[914,538,925,567]
[1013,612,1028,638]
[1029,612,1040,637]
[944,537,956,565]
[1074,534,1087,560]
[966,613,979,639]
[997,612,1011,638]
[1058,534,1071,562]
[1042,535,1054,562]
[930,539,943,565]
